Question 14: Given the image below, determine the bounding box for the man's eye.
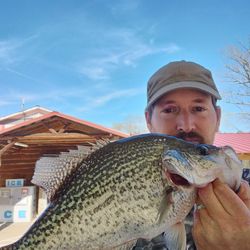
[162,106,178,113]
[193,106,206,112]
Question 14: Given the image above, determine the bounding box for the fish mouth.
[166,171,191,187]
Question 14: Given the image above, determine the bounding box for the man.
[133,61,250,249]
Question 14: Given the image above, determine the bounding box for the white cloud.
[79,88,143,112]
[5,68,44,84]
[161,44,181,54]
[0,35,38,65]
[110,1,140,14]
[79,66,109,80]
[0,85,143,114]
[77,29,181,80]
[0,86,88,108]
[93,88,141,106]
[0,100,15,107]
[0,40,19,64]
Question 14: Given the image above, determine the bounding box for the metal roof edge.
[0,106,53,122]
[0,111,129,138]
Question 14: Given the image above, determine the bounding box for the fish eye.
[198,145,209,155]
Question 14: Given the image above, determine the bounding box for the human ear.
[215,106,221,132]
[145,111,153,132]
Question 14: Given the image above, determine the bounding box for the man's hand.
[192,179,250,250]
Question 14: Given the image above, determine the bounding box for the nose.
[176,111,195,133]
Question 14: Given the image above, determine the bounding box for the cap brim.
[147,81,222,108]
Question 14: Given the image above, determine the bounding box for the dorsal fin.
[31,139,110,202]
[88,138,111,150]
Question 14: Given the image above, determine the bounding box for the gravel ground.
[0,221,34,247]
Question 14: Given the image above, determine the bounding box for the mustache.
[176,131,204,143]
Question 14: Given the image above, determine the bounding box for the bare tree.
[112,115,148,135]
[224,39,250,122]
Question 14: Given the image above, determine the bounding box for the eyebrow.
[158,97,210,106]
[159,100,176,105]
[192,98,208,103]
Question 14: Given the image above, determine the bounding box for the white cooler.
[0,186,36,222]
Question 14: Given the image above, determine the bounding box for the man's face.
[145,88,221,144]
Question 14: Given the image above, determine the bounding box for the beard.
[176,131,205,144]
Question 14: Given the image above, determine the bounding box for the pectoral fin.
[110,239,138,250]
[163,222,186,250]
[157,185,174,223]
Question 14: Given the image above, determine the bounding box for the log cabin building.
[0,107,128,188]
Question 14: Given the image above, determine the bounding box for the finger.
[198,182,226,219]
[195,203,206,210]
[193,208,214,246]
[237,180,250,210]
[213,179,250,216]
[192,210,201,236]
[193,209,205,240]
[196,205,214,229]
[195,196,204,210]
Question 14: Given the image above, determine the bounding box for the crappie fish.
[0,133,242,250]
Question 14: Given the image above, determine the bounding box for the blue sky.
[0,0,249,132]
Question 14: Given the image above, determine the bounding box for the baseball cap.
[146,60,221,108]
